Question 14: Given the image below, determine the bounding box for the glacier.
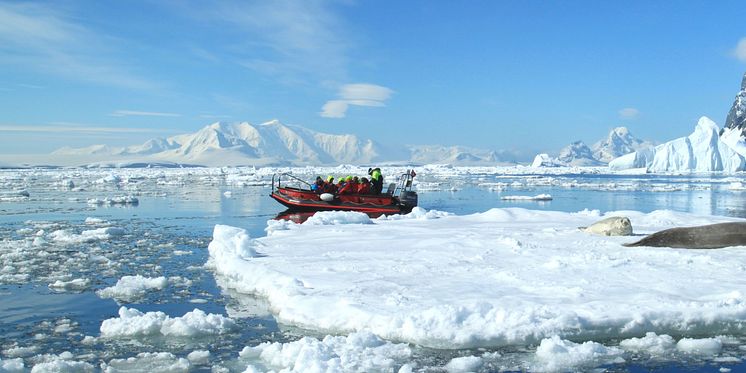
[609,117,746,172]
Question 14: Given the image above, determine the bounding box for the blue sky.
[1,0,745,157]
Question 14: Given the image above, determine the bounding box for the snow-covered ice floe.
[208,207,746,350]
[100,306,236,338]
[500,193,553,201]
[87,195,139,206]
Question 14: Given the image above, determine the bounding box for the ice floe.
[236,331,412,373]
[209,207,746,350]
[96,275,170,302]
[100,307,236,338]
[500,193,553,201]
[100,352,190,373]
[87,196,139,206]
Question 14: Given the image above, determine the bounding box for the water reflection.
[274,209,388,223]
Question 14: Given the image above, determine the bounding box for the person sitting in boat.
[322,176,337,193]
[357,177,371,194]
[368,167,383,194]
[338,176,358,195]
[311,176,324,193]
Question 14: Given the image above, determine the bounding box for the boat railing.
[271,173,312,192]
[392,169,416,198]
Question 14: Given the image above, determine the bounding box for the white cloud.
[110,110,181,118]
[321,84,394,118]
[320,100,349,118]
[0,3,157,90]
[618,108,640,119]
[733,37,746,62]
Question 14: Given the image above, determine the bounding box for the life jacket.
[339,181,358,195]
[356,182,370,194]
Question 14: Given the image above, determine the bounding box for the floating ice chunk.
[444,355,483,372]
[727,182,746,191]
[304,211,373,225]
[4,345,37,358]
[29,352,94,373]
[209,225,258,260]
[532,336,624,372]
[49,227,125,244]
[236,331,411,373]
[619,332,676,356]
[87,196,139,206]
[0,357,24,372]
[102,352,190,373]
[500,194,553,201]
[186,350,210,365]
[95,174,121,184]
[84,217,107,224]
[676,337,722,355]
[100,307,235,338]
[96,275,169,302]
[48,278,90,292]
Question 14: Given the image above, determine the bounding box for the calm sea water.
[1,168,745,371]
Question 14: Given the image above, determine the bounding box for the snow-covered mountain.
[557,141,604,166]
[531,127,652,167]
[50,120,519,167]
[591,127,655,163]
[407,145,516,166]
[720,72,746,158]
[609,117,746,172]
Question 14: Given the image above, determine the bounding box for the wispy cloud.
[733,37,746,62]
[183,1,352,86]
[110,110,182,118]
[321,83,394,118]
[199,114,232,119]
[0,3,157,90]
[0,124,163,134]
[618,107,640,119]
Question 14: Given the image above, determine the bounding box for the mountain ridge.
[50,120,515,167]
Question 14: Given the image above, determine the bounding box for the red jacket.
[356,182,371,194]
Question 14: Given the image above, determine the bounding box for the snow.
[531,153,563,167]
[236,331,412,373]
[531,336,624,372]
[0,357,25,372]
[100,307,236,338]
[619,332,677,355]
[610,117,746,172]
[87,196,139,205]
[96,275,169,302]
[676,337,723,355]
[209,207,746,350]
[592,127,655,163]
[49,227,125,244]
[27,352,94,373]
[186,350,210,365]
[444,356,484,372]
[500,193,553,201]
[101,352,190,373]
[48,278,90,292]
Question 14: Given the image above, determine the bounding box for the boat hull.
[270,187,407,214]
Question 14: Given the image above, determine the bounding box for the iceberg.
[609,117,746,172]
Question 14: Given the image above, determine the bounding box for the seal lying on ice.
[579,216,633,236]
[623,222,746,249]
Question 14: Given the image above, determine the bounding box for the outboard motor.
[399,190,418,210]
[394,169,418,211]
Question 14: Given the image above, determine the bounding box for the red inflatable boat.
[270,170,418,214]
